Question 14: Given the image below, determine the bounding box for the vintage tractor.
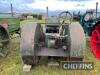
[20,11,86,65]
[0,13,20,57]
[80,10,100,36]
[73,11,81,21]
[0,25,10,57]
[0,13,20,34]
[80,10,100,59]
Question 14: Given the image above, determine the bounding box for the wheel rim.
[0,25,10,57]
[91,24,100,59]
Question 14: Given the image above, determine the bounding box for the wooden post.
[46,7,48,18]
[11,3,13,17]
[96,2,98,18]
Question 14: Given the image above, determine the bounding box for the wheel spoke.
[59,11,72,25]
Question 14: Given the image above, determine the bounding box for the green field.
[0,36,23,75]
[0,20,100,75]
[24,37,100,75]
[1,36,100,75]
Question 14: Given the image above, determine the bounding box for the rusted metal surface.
[20,23,42,56]
[69,22,86,58]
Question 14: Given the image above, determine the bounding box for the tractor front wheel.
[91,25,100,59]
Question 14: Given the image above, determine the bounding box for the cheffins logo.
[61,61,94,70]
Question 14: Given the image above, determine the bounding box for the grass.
[24,37,100,75]
[0,36,23,75]
[20,19,45,26]
[20,19,45,30]
[1,36,100,75]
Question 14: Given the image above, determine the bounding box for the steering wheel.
[59,11,73,25]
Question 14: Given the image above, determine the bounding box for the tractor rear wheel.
[20,23,43,65]
[91,25,100,59]
[0,25,10,57]
[69,22,86,60]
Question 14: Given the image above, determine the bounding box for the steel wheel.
[91,25,100,59]
[0,25,10,57]
[20,23,42,65]
[69,22,86,59]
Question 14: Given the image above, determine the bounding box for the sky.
[0,0,100,15]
